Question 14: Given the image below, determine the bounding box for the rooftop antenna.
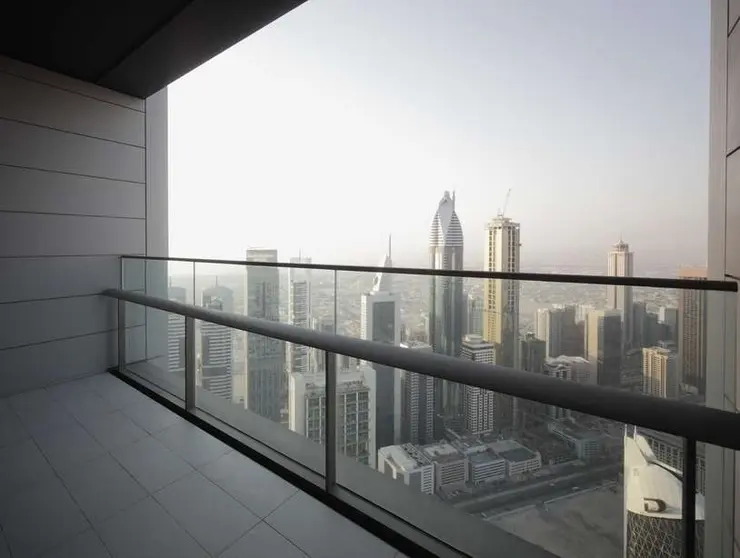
[498,188,512,218]
[452,190,456,209]
[388,234,392,259]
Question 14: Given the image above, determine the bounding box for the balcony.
[61,254,735,558]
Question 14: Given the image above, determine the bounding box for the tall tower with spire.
[428,191,465,431]
[361,236,401,448]
[607,238,634,352]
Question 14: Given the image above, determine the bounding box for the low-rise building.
[489,440,541,477]
[548,420,607,461]
[468,451,506,485]
[377,444,435,495]
[421,442,468,489]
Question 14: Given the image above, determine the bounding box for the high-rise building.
[624,433,705,558]
[460,335,496,435]
[642,346,679,399]
[399,342,435,445]
[606,239,634,352]
[289,365,376,467]
[167,286,187,378]
[465,294,483,336]
[428,191,464,429]
[361,238,400,449]
[586,309,622,387]
[658,306,679,345]
[309,316,334,374]
[541,360,572,420]
[483,216,521,369]
[678,267,707,395]
[518,334,546,430]
[200,286,234,400]
[244,249,283,421]
[287,255,311,378]
[534,305,581,358]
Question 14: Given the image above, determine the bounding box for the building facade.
[606,239,634,352]
[678,267,707,395]
[361,240,401,450]
[287,255,311,378]
[586,309,623,387]
[399,342,435,445]
[377,444,435,495]
[428,191,465,429]
[245,249,283,421]
[642,346,679,399]
[200,286,234,400]
[460,335,496,435]
[483,216,521,369]
[167,286,187,378]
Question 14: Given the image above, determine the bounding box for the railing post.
[117,299,126,373]
[682,437,697,558]
[325,350,337,492]
[185,316,196,411]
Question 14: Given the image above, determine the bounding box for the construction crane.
[498,188,512,218]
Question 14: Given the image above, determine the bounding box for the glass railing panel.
[193,320,325,477]
[122,302,186,401]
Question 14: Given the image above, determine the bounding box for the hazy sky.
[168,0,709,273]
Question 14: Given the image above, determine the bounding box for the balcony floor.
[0,374,403,558]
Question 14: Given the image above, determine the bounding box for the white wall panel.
[0,165,144,218]
[0,213,145,257]
[0,72,145,146]
[0,119,144,183]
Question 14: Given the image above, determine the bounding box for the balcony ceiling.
[0,0,306,99]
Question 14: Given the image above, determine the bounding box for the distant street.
[453,463,621,516]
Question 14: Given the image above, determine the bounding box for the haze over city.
[168,0,709,275]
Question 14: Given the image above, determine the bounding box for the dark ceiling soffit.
[97,0,308,98]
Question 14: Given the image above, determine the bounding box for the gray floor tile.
[45,378,93,402]
[40,530,110,558]
[154,472,259,556]
[59,391,116,424]
[83,376,147,409]
[97,497,207,558]
[34,423,106,472]
[111,436,193,492]
[0,478,89,558]
[121,400,183,434]
[201,452,298,518]
[58,454,147,527]
[0,438,56,498]
[266,492,397,558]
[10,391,77,435]
[219,522,307,558]
[154,421,231,468]
[0,403,30,449]
[81,410,148,450]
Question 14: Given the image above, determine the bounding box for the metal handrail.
[104,288,740,452]
[120,255,737,291]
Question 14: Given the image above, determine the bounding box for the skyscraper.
[518,334,546,430]
[167,286,187,378]
[399,342,435,445]
[465,293,483,336]
[245,249,283,421]
[428,191,464,428]
[483,216,521,368]
[361,238,400,449]
[606,239,634,352]
[309,316,334,374]
[460,334,496,435]
[288,255,311,377]
[200,286,234,400]
[678,267,707,395]
[642,346,679,399]
[586,309,623,387]
[534,306,579,358]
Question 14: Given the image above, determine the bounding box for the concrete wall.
[707,1,740,556]
[0,55,167,395]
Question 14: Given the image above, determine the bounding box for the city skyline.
[168,0,709,272]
